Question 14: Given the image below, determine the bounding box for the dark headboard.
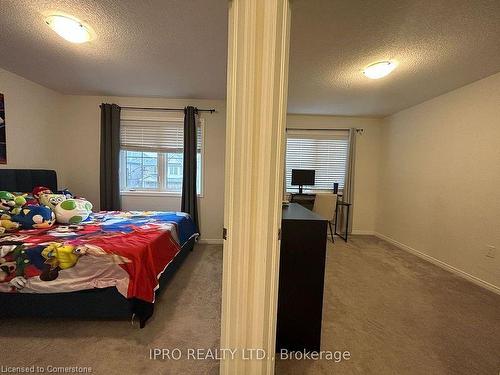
[0,169,58,192]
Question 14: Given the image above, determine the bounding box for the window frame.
[284,128,349,194]
[119,116,205,197]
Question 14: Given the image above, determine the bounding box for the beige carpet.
[1,238,500,375]
[276,236,500,375]
[0,244,222,375]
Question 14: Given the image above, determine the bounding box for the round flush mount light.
[45,15,92,43]
[363,61,397,79]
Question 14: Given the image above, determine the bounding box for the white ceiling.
[0,0,228,99]
[1,0,499,117]
[288,0,500,116]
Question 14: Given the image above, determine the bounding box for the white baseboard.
[374,232,500,296]
[197,238,224,245]
[351,230,376,235]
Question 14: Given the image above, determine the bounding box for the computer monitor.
[291,169,315,194]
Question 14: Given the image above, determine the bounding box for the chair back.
[313,193,337,222]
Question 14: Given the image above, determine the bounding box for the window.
[123,151,159,189]
[285,129,349,192]
[120,118,203,194]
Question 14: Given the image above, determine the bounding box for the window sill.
[120,191,204,198]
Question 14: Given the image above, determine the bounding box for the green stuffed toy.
[12,195,27,215]
[0,191,26,215]
[12,246,30,276]
[0,191,25,232]
[0,191,16,213]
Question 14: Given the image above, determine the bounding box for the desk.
[276,203,328,352]
[334,200,352,242]
[289,193,316,210]
[290,193,351,243]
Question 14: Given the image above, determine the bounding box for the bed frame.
[0,168,195,328]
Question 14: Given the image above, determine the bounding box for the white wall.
[59,96,226,241]
[8,63,499,291]
[0,68,68,186]
[287,114,382,234]
[0,68,226,241]
[377,72,500,290]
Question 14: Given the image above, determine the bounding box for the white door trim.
[220,1,291,374]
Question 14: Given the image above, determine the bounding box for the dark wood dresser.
[276,203,328,352]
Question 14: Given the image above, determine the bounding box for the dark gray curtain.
[100,103,121,211]
[181,106,199,232]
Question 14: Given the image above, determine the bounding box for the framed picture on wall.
[0,93,6,164]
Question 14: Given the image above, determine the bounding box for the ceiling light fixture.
[363,61,397,79]
[45,15,91,43]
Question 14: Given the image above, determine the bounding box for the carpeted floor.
[0,244,222,375]
[276,236,500,375]
[1,237,500,375]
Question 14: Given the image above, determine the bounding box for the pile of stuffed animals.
[0,186,93,234]
[0,187,95,289]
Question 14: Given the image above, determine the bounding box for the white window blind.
[285,129,349,191]
[120,119,202,152]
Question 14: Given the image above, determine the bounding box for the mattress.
[0,211,198,303]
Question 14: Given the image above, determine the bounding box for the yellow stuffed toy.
[0,218,20,232]
[41,243,80,270]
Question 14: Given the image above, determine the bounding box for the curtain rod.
[120,106,216,113]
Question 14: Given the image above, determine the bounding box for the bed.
[0,169,198,328]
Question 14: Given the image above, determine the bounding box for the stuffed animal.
[0,191,25,214]
[0,192,25,232]
[42,243,79,269]
[39,193,66,210]
[11,194,27,215]
[54,199,93,224]
[40,243,80,281]
[0,219,20,232]
[32,186,53,201]
[57,189,73,199]
[12,246,30,276]
[12,205,56,229]
[0,191,16,212]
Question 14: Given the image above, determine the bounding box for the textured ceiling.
[0,0,228,99]
[0,0,500,116]
[289,0,500,116]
